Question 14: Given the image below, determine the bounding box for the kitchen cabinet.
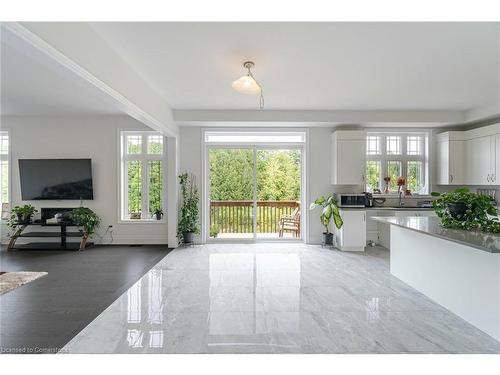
[334,209,366,251]
[438,125,500,186]
[465,136,496,185]
[436,133,465,185]
[331,130,365,185]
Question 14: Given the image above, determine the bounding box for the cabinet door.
[465,136,492,185]
[336,140,365,185]
[449,140,465,185]
[436,140,450,184]
[340,211,366,248]
[494,134,500,185]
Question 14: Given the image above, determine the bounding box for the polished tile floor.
[61,243,500,354]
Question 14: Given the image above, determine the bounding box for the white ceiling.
[90,22,500,111]
[1,41,123,115]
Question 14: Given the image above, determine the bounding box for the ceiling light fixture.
[231,61,264,109]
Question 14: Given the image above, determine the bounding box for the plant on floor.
[70,207,101,237]
[209,225,219,238]
[309,195,343,245]
[431,187,500,233]
[178,173,200,244]
[8,204,38,228]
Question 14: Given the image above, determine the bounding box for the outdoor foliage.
[178,173,200,237]
[432,187,500,233]
[127,139,163,217]
[209,149,301,201]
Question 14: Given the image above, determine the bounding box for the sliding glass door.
[208,148,255,239]
[207,146,302,241]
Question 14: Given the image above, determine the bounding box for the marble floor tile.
[60,243,500,354]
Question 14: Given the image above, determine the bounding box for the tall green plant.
[309,195,343,233]
[431,187,500,233]
[178,173,200,238]
[70,207,101,235]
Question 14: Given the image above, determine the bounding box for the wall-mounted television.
[19,159,94,200]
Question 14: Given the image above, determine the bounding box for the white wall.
[1,115,170,244]
[179,126,340,244]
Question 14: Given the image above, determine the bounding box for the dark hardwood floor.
[0,245,170,353]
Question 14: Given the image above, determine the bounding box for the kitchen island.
[373,216,500,342]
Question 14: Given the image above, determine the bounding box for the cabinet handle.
[450,174,454,183]
[487,174,490,182]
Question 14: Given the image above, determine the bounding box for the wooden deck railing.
[209,200,300,234]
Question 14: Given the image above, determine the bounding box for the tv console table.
[7,221,89,251]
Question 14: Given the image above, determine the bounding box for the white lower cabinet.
[334,210,367,251]
[369,210,437,250]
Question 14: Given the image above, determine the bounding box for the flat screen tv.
[19,159,94,200]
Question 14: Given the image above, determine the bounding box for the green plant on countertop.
[8,204,38,228]
[309,195,343,233]
[70,207,101,236]
[431,187,500,233]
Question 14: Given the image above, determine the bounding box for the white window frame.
[0,130,10,221]
[366,131,429,195]
[119,131,167,223]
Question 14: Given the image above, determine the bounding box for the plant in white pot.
[309,195,343,246]
[178,173,200,244]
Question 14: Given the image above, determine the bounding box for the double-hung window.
[0,130,9,220]
[365,132,428,195]
[120,131,166,221]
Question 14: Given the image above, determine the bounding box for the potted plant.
[178,173,200,244]
[8,204,38,227]
[309,195,343,246]
[70,207,101,250]
[209,225,219,238]
[431,187,500,233]
[152,208,163,220]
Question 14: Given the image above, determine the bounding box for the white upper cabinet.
[331,130,365,185]
[437,124,500,186]
[465,136,494,185]
[436,132,465,185]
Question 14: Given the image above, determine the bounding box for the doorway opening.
[204,131,305,242]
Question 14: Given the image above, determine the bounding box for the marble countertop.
[372,216,500,253]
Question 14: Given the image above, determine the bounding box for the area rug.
[0,271,48,295]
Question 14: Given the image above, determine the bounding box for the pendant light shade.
[231,61,265,109]
[231,74,261,95]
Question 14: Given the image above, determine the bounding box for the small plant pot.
[155,213,163,220]
[447,202,468,220]
[322,232,334,246]
[183,232,195,244]
[17,214,32,224]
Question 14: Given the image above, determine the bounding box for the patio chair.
[278,207,301,238]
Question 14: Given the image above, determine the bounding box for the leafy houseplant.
[431,187,500,233]
[309,195,343,245]
[178,173,200,244]
[209,226,219,238]
[152,208,163,220]
[70,207,101,249]
[9,204,38,228]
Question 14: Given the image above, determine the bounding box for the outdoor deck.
[209,200,300,239]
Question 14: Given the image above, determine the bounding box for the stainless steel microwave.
[337,194,366,207]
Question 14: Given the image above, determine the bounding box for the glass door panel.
[208,148,255,239]
[256,149,302,239]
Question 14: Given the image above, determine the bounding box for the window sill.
[118,219,167,224]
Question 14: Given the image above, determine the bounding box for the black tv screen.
[19,159,94,200]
